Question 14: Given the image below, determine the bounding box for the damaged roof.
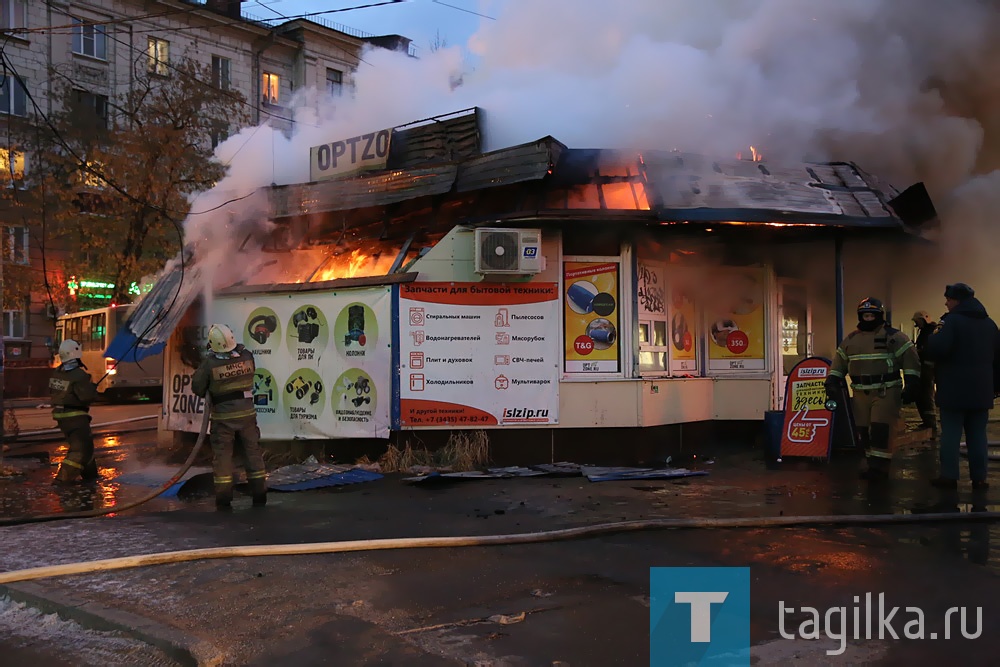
[270,129,924,231]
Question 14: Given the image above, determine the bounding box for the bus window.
[55,328,63,346]
[67,317,81,344]
[92,313,106,350]
[81,316,92,350]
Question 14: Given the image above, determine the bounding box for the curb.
[0,581,225,666]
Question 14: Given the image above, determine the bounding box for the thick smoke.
[187,0,1000,312]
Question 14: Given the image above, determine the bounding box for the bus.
[54,305,164,401]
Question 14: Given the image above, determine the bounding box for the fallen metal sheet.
[267,462,384,492]
[487,466,549,477]
[530,462,585,476]
[115,466,214,498]
[582,467,709,482]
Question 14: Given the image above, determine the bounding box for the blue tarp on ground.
[267,463,383,492]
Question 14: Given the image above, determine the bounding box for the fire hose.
[0,400,211,528]
[1,507,1000,585]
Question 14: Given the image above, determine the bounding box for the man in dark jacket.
[911,310,938,431]
[923,283,1000,489]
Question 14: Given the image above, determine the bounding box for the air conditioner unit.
[474,228,543,275]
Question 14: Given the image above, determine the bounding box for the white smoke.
[182,0,1000,309]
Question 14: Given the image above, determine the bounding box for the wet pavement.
[3,408,1000,665]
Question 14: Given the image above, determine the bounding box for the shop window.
[638,261,669,375]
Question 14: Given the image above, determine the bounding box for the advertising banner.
[563,262,620,373]
[779,357,834,460]
[309,128,392,181]
[399,282,559,427]
[705,267,767,371]
[213,287,392,439]
[163,304,208,433]
[668,269,699,374]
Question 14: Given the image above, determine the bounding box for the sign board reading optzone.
[309,129,392,181]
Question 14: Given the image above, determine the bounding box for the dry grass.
[377,430,491,473]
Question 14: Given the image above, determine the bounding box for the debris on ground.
[403,463,709,484]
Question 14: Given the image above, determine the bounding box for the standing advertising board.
[779,357,834,460]
[398,282,559,427]
[163,303,208,433]
[705,267,767,371]
[563,261,620,373]
[213,287,392,439]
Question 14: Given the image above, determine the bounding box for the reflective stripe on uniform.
[837,348,848,360]
[851,380,902,390]
[866,449,893,459]
[214,475,233,484]
[894,341,914,357]
[847,353,894,362]
[829,369,845,378]
[210,408,257,421]
[61,458,84,469]
[53,410,88,420]
[903,369,921,377]
[247,470,267,480]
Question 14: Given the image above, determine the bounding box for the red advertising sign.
[779,357,835,459]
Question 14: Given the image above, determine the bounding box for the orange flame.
[736,146,764,162]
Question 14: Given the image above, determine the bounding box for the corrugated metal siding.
[270,165,459,217]
[389,109,482,169]
[455,137,564,192]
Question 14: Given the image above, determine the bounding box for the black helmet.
[857,297,885,331]
[857,297,884,316]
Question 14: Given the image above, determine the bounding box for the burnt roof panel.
[455,136,565,192]
[388,108,482,169]
[270,165,458,217]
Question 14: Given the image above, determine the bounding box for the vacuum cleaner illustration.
[344,305,367,347]
[292,307,320,344]
[247,314,277,345]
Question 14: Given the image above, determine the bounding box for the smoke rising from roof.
[187,0,1000,311]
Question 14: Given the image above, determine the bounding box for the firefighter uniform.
[50,340,99,483]
[827,298,921,479]
[192,324,268,508]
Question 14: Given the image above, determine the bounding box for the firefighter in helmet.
[825,298,922,480]
[50,339,99,483]
[192,323,268,509]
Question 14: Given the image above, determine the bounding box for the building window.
[638,261,669,375]
[72,18,107,60]
[0,147,25,186]
[0,0,26,31]
[147,37,169,76]
[326,68,343,97]
[74,89,109,129]
[262,72,279,105]
[210,124,229,149]
[3,309,25,338]
[6,225,28,265]
[212,55,231,90]
[0,75,27,116]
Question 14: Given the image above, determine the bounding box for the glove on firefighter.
[902,378,921,405]
[824,376,844,401]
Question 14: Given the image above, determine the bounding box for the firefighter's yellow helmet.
[58,339,82,363]
[207,323,237,354]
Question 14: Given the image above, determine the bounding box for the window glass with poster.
[637,260,669,375]
[703,266,768,373]
[563,258,622,375]
[667,268,700,376]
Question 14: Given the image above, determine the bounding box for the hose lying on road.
[0,402,210,528]
[1,508,999,585]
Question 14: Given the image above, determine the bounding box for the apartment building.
[0,0,411,366]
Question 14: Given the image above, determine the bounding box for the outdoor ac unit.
[474,228,543,274]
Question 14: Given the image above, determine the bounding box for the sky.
[240,0,491,54]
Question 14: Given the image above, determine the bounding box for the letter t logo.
[675,591,729,642]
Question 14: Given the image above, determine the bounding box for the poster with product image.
[563,261,621,373]
[213,286,391,439]
[668,269,699,374]
[704,267,767,371]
